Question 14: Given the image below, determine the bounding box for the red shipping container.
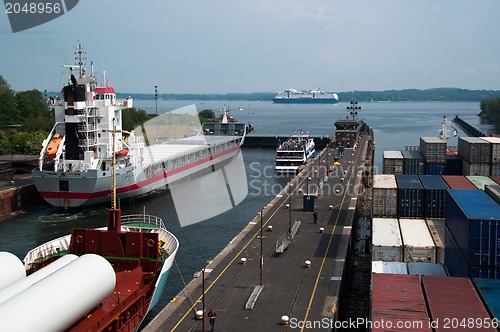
[442,175,476,189]
[371,273,431,331]
[422,276,496,332]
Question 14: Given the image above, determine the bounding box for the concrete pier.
[143,132,373,331]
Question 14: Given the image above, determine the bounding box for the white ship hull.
[33,143,241,208]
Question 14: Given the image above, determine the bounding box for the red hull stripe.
[39,146,240,200]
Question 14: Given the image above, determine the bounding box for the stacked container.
[371,261,407,274]
[399,219,436,263]
[372,174,397,218]
[485,184,500,205]
[420,137,446,175]
[419,175,448,219]
[441,175,476,189]
[383,150,404,175]
[371,274,431,332]
[407,262,447,277]
[402,150,424,175]
[458,137,491,176]
[372,218,403,262]
[472,278,500,320]
[422,276,496,332]
[445,150,462,175]
[481,137,500,175]
[426,219,445,264]
[445,189,500,278]
[396,175,423,218]
[466,175,497,190]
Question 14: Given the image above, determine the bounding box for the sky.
[1,0,499,94]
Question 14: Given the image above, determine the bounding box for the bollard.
[304,260,311,268]
[281,315,289,326]
[285,203,290,209]
[240,257,247,266]
[328,205,333,210]
[267,225,273,231]
[196,310,203,320]
[319,227,324,233]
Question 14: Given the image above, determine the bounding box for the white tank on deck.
[0,254,116,332]
[0,252,26,292]
[0,254,78,305]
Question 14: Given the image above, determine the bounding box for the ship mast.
[105,118,121,231]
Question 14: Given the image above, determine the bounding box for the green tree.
[0,75,12,95]
[122,108,149,131]
[0,91,18,127]
[15,89,49,119]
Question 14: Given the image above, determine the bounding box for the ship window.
[59,180,69,192]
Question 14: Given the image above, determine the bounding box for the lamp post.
[155,85,158,115]
[347,100,361,120]
[260,207,265,286]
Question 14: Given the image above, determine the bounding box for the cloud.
[481,64,498,73]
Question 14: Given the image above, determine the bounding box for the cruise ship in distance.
[272,88,339,104]
[32,42,246,208]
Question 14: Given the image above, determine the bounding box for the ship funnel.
[107,208,121,232]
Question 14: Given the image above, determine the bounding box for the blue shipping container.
[419,175,448,219]
[445,155,463,175]
[473,278,500,320]
[445,226,500,278]
[446,189,500,268]
[396,175,424,218]
[425,162,446,175]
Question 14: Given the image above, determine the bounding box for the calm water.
[0,100,492,326]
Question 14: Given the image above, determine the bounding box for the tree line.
[479,97,500,130]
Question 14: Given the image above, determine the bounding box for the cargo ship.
[275,131,315,173]
[272,88,339,104]
[0,124,179,331]
[32,42,246,208]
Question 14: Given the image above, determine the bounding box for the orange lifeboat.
[115,149,129,157]
[47,134,63,159]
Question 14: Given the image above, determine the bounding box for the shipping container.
[396,175,424,218]
[442,175,476,189]
[444,226,500,278]
[407,262,447,277]
[446,189,500,268]
[372,218,403,262]
[490,176,500,185]
[444,226,469,277]
[383,150,404,175]
[472,278,500,320]
[463,161,491,176]
[466,175,497,190]
[419,175,448,219]
[491,163,500,176]
[458,136,491,163]
[399,219,436,263]
[445,155,463,175]
[485,184,500,205]
[402,150,425,175]
[422,276,496,332]
[372,174,398,218]
[371,273,431,332]
[371,261,407,274]
[420,137,446,163]
[480,136,500,163]
[426,219,445,264]
[424,162,446,175]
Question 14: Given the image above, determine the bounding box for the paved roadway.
[144,135,369,332]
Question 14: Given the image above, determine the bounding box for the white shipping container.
[372,261,408,274]
[458,137,491,164]
[372,218,403,262]
[426,219,445,264]
[462,161,491,176]
[372,175,398,217]
[383,150,404,175]
[420,137,447,163]
[480,137,500,163]
[399,218,436,263]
